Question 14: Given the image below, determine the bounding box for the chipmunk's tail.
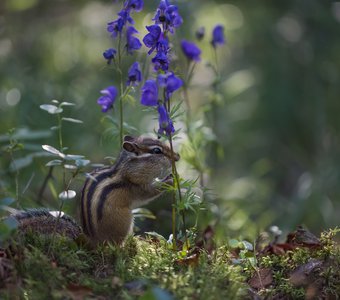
[8,208,82,240]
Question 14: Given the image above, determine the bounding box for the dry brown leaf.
[249,268,273,289]
[289,259,323,287]
[175,253,200,267]
[67,283,93,300]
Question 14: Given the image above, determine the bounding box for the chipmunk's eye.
[150,147,162,154]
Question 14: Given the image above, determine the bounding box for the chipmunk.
[10,135,180,245]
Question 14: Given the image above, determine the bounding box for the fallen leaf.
[260,243,296,256]
[249,268,273,289]
[175,253,200,267]
[67,283,93,300]
[286,226,321,248]
[289,259,323,287]
[196,225,215,253]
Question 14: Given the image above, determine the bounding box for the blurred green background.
[1,0,339,240]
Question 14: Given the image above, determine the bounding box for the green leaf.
[90,163,105,168]
[42,145,65,158]
[0,198,15,207]
[48,181,58,199]
[241,240,253,251]
[40,104,63,114]
[0,128,51,142]
[62,117,83,124]
[9,156,33,172]
[45,159,62,167]
[64,164,77,170]
[64,154,85,161]
[58,190,76,200]
[125,94,136,105]
[144,231,166,241]
[3,216,19,230]
[60,101,75,107]
[228,239,240,249]
[75,159,90,167]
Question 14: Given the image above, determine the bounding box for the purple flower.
[154,0,183,33]
[181,40,201,62]
[141,80,158,106]
[107,18,125,38]
[97,86,118,112]
[157,74,167,88]
[118,9,134,25]
[107,7,137,39]
[124,0,144,12]
[211,25,225,48]
[152,51,169,71]
[156,34,169,54]
[126,26,142,54]
[157,73,182,100]
[127,62,142,86]
[158,104,174,136]
[196,27,205,41]
[103,48,117,64]
[165,73,183,94]
[156,73,182,101]
[143,25,162,55]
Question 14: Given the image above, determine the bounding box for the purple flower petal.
[126,26,142,54]
[158,104,175,136]
[97,86,118,112]
[103,48,117,64]
[143,25,162,54]
[141,80,158,106]
[181,40,201,61]
[166,73,183,94]
[124,0,144,12]
[152,51,169,71]
[127,62,142,86]
[153,1,183,33]
[211,25,225,47]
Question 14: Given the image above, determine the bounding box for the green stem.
[213,47,220,78]
[166,88,188,250]
[57,114,63,150]
[48,170,78,255]
[117,32,124,146]
[119,83,124,147]
[169,134,189,250]
[9,152,20,208]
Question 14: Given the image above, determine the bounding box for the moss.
[252,228,340,299]
[0,228,339,299]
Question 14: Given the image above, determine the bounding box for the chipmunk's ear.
[123,141,139,155]
[123,135,135,142]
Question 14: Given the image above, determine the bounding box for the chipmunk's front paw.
[153,173,173,189]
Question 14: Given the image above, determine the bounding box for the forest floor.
[0,226,339,299]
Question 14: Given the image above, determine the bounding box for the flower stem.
[57,113,63,151]
[169,134,189,250]
[119,81,124,147]
[117,33,124,146]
